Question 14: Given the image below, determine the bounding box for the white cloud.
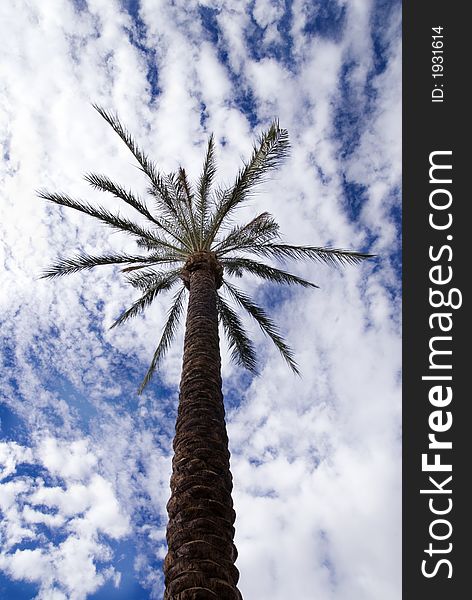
[37,438,98,481]
[0,439,130,599]
[0,442,34,480]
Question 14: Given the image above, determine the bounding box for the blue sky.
[0,1,401,599]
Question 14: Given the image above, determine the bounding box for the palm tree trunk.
[164,259,242,600]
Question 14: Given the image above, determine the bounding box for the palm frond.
[221,257,318,288]
[134,237,173,253]
[177,167,194,205]
[206,120,289,242]
[222,280,299,374]
[163,172,196,246]
[84,172,151,218]
[146,174,187,228]
[38,190,183,253]
[138,286,186,393]
[92,105,163,190]
[216,293,258,373]
[249,243,374,266]
[144,172,195,249]
[129,240,187,269]
[84,172,190,249]
[110,270,181,329]
[92,106,188,237]
[213,212,280,255]
[197,134,216,240]
[40,252,170,279]
[120,258,182,274]
[124,267,182,291]
[178,167,200,248]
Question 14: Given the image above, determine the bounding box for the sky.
[0,1,401,599]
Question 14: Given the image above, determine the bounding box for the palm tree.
[39,106,372,599]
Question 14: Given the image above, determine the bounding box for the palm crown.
[40,106,371,392]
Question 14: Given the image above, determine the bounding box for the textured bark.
[164,254,242,600]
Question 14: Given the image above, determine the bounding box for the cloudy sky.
[0,1,401,599]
